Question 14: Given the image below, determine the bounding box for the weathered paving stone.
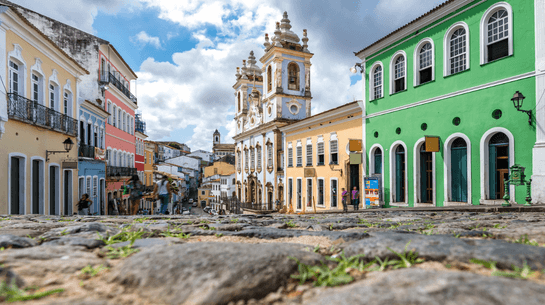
[0,267,25,288]
[109,242,323,305]
[40,222,119,240]
[0,245,106,275]
[112,237,184,248]
[0,234,37,248]
[190,228,370,241]
[43,237,106,249]
[342,232,545,269]
[303,269,545,305]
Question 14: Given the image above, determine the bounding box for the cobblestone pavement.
[1,209,545,304]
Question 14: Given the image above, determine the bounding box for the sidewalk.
[308,204,545,214]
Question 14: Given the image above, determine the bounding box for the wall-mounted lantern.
[511,91,532,125]
[46,137,74,161]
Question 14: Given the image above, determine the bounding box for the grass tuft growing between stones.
[512,235,540,247]
[97,225,145,245]
[0,280,64,303]
[104,240,139,259]
[285,220,297,228]
[290,241,425,287]
[80,265,109,277]
[470,258,539,280]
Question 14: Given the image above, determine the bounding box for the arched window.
[416,41,433,85]
[267,65,272,93]
[373,147,382,175]
[481,3,513,64]
[390,52,406,94]
[372,65,382,100]
[448,27,468,75]
[287,62,299,91]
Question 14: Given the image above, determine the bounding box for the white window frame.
[296,177,302,211]
[389,50,407,95]
[317,135,325,166]
[287,142,293,167]
[330,178,338,209]
[480,2,513,65]
[369,61,383,100]
[389,141,409,205]
[49,82,59,111]
[107,101,112,125]
[257,144,262,170]
[8,45,26,98]
[296,141,303,167]
[413,38,435,86]
[329,132,338,165]
[444,22,470,77]
[306,138,312,166]
[31,72,43,104]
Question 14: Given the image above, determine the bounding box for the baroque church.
[234,12,313,208]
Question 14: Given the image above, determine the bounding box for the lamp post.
[46,137,74,161]
[511,91,532,125]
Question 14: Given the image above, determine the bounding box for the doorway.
[49,166,59,215]
[395,145,405,203]
[32,160,43,214]
[420,144,433,203]
[451,138,468,202]
[10,157,24,215]
[249,180,255,203]
[489,132,509,199]
[63,170,72,215]
[296,179,302,210]
[373,148,382,174]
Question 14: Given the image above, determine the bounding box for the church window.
[287,62,300,91]
[244,149,249,171]
[250,148,255,170]
[237,151,241,170]
[267,143,273,167]
[267,65,272,93]
[257,146,262,170]
[237,92,241,112]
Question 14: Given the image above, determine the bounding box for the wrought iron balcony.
[100,72,137,104]
[79,144,95,159]
[107,166,137,178]
[135,114,146,134]
[7,93,78,137]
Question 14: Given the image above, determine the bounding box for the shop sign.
[425,136,440,152]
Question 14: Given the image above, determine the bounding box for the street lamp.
[511,91,532,125]
[350,63,364,74]
[46,137,74,161]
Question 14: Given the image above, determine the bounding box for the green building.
[354,0,545,207]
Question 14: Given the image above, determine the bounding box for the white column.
[533,0,545,203]
[0,18,7,139]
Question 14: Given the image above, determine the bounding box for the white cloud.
[131,31,162,49]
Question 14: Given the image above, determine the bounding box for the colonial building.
[281,102,362,212]
[0,4,88,215]
[135,112,147,184]
[212,129,235,159]
[355,0,544,207]
[234,12,313,209]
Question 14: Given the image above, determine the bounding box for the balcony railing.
[7,93,78,137]
[107,166,137,178]
[135,115,146,134]
[79,144,95,159]
[108,72,137,104]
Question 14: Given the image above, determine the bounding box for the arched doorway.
[451,138,468,202]
[249,180,255,203]
[489,132,509,199]
[373,147,382,174]
[394,145,406,203]
[419,143,433,203]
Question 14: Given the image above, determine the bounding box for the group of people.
[77,174,175,216]
[341,186,361,212]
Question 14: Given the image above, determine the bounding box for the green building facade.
[355,0,545,207]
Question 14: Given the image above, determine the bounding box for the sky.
[11,0,446,151]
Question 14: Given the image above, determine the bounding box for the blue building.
[78,100,109,215]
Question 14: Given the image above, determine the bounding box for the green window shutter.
[420,152,427,203]
[374,153,382,174]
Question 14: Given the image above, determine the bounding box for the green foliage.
[161,230,191,239]
[60,229,69,236]
[215,233,223,238]
[133,217,150,223]
[289,252,374,287]
[104,240,139,259]
[470,259,537,279]
[386,241,424,269]
[493,224,507,229]
[0,218,10,221]
[285,220,297,228]
[0,280,64,303]
[313,244,320,253]
[80,265,109,277]
[423,230,435,236]
[200,220,210,224]
[58,219,75,222]
[513,235,539,246]
[230,218,239,223]
[424,224,435,230]
[469,223,482,230]
[26,234,35,240]
[97,226,145,245]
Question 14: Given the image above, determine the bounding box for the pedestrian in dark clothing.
[77,194,92,215]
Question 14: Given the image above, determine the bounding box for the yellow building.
[144,141,155,187]
[0,6,89,215]
[204,161,235,177]
[198,185,212,208]
[281,102,363,213]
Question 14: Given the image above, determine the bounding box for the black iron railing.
[108,72,137,104]
[7,93,78,137]
[107,166,137,178]
[79,144,95,159]
[135,114,146,134]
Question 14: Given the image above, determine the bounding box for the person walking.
[77,194,92,215]
[352,186,360,211]
[153,175,172,215]
[127,175,144,216]
[341,188,349,213]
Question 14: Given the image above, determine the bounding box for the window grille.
[306,143,313,166]
[86,177,91,196]
[288,147,293,167]
[450,28,467,74]
[373,66,382,99]
[9,61,19,95]
[267,144,273,167]
[487,10,509,62]
[250,149,255,169]
[296,146,303,167]
[317,142,325,165]
[32,74,39,103]
[394,56,405,92]
[419,43,432,84]
[257,146,262,169]
[330,140,338,164]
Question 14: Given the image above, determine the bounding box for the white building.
[234,12,312,209]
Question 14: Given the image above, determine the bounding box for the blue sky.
[12,0,446,150]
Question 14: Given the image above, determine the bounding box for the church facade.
[233,12,313,208]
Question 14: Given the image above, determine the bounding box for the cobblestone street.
[1,209,545,304]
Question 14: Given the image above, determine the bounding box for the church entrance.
[249,180,256,203]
